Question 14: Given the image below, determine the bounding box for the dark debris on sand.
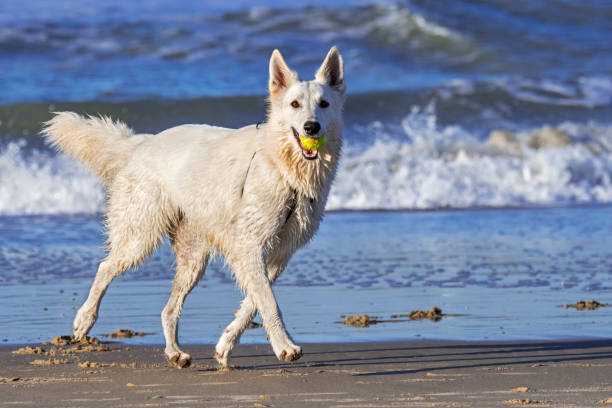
[391,307,444,322]
[343,307,446,327]
[108,329,152,339]
[12,335,110,359]
[563,300,610,311]
[407,307,444,322]
[47,335,101,346]
[343,314,379,327]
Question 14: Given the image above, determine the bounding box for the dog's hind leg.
[162,221,209,368]
[73,250,160,341]
[73,258,129,340]
[73,176,172,340]
[214,251,290,367]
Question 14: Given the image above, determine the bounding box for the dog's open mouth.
[291,127,319,161]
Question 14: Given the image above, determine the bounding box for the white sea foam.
[1,108,611,215]
[0,141,104,215]
[327,105,612,210]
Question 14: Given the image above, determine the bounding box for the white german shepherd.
[43,47,345,368]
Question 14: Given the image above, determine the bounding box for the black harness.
[284,188,298,225]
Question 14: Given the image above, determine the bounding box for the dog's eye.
[319,100,329,108]
[290,100,300,108]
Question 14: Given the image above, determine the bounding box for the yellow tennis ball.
[300,135,326,151]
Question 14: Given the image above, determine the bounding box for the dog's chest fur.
[236,132,334,252]
[275,187,323,251]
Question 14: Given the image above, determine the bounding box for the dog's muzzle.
[292,127,319,160]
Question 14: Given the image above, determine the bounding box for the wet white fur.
[42,47,345,367]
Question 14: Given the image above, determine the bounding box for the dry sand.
[1,339,611,407]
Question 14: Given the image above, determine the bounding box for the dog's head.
[267,47,345,162]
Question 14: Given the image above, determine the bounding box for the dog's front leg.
[215,253,290,366]
[214,296,256,367]
[228,250,301,363]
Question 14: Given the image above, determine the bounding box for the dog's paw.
[214,351,229,367]
[277,345,302,362]
[72,308,97,341]
[166,352,192,368]
[215,336,235,367]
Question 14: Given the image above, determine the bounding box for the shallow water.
[1,206,610,345]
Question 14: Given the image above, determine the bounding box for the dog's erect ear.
[269,49,297,95]
[315,46,345,93]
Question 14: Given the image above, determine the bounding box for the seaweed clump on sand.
[47,335,108,352]
[29,358,69,366]
[343,314,378,327]
[12,346,46,355]
[343,307,448,327]
[563,300,610,311]
[79,361,117,368]
[108,329,150,339]
[49,335,100,346]
[506,399,548,405]
[13,335,109,356]
[407,307,443,322]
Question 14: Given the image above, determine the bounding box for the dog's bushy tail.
[43,112,141,186]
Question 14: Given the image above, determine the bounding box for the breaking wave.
[328,105,612,210]
[1,105,611,215]
[0,141,104,215]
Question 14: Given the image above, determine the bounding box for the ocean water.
[1,207,611,345]
[0,0,611,344]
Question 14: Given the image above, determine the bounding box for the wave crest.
[327,105,612,210]
[1,107,612,215]
[0,141,103,215]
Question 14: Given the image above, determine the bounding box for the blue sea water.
[0,0,611,344]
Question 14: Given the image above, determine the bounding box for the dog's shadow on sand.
[195,339,612,376]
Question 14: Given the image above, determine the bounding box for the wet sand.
[2,339,612,407]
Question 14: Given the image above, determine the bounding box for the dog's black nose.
[303,121,321,136]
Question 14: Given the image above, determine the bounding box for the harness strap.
[241,121,311,227]
[240,150,257,198]
[284,188,298,225]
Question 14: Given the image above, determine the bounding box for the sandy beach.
[2,339,611,407]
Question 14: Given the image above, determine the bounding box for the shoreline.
[2,339,611,407]
[3,202,612,219]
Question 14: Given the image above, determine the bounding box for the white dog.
[43,47,345,368]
